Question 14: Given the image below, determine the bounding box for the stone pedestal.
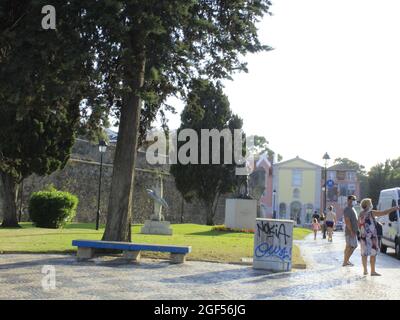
[224,199,258,230]
[141,220,173,235]
[253,218,294,272]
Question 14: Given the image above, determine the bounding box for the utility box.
[253,218,294,272]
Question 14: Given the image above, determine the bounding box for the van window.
[389,209,398,222]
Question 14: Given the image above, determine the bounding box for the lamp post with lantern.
[272,189,277,219]
[96,140,107,230]
[322,152,330,214]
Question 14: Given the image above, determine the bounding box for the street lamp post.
[272,189,277,219]
[96,140,107,230]
[322,152,330,214]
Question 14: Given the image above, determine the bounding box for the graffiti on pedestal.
[253,219,294,270]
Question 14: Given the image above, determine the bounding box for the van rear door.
[387,199,399,244]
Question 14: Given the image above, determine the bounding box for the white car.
[376,187,400,258]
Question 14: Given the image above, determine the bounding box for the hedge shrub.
[29,187,79,228]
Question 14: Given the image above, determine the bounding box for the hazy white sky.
[161,0,400,170]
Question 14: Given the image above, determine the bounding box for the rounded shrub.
[29,188,79,228]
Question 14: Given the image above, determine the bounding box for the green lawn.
[0,223,311,267]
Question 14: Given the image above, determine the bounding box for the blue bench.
[72,240,192,264]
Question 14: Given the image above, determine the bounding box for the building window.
[293,188,300,199]
[305,204,314,223]
[347,184,356,195]
[339,184,347,196]
[327,184,338,202]
[328,171,336,181]
[279,203,286,219]
[292,169,302,187]
[346,171,356,181]
[337,171,346,180]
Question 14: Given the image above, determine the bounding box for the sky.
[157,0,400,171]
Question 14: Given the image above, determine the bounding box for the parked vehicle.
[376,187,400,258]
[334,219,344,231]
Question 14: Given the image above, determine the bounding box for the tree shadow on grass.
[187,230,252,237]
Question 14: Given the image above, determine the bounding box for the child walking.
[312,218,320,240]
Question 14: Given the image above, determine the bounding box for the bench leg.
[77,247,95,260]
[170,253,186,264]
[123,250,141,262]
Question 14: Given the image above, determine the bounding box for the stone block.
[141,220,173,235]
[123,250,141,262]
[77,247,95,260]
[170,253,186,264]
[225,199,258,230]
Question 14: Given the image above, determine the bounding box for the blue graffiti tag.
[255,242,292,262]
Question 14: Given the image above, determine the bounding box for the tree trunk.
[0,171,20,228]
[206,204,214,226]
[102,48,146,242]
[205,193,220,226]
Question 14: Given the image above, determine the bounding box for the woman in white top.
[325,205,337,242]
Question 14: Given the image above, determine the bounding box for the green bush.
[29,188,79,228]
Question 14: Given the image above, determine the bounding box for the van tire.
[395,242,400,260]
[380,244,387,254]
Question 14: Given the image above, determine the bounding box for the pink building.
[323,164,361,221]
[254,153,274,218]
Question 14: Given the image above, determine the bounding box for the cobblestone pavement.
[1,232,400,299]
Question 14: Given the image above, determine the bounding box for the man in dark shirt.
[343,195,359,267]
[312,211,320,221]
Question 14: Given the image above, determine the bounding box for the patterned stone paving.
[2,233,400,299]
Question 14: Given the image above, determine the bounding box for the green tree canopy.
[76,0,273,240]
[0,1,95,227]
[248,134,281,162]
[368,158,400,205]
[171,80,243,225]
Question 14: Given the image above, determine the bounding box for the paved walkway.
[1,232,400,299]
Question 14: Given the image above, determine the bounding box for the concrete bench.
[72,240,191,264]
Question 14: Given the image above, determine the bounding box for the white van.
[377,187,400,258]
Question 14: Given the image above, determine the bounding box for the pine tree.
[171,79,243,225]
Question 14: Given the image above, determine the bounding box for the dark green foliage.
[248,134,281,161]
[368,158,400,205]
[171,80,243,225]
[0,1,96,226]
[0,1,96,181]
[74,0,273,143]
[29,187,78,228]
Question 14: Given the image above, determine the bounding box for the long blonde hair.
[360,198,373,211]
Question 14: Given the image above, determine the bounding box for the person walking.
[358,198,399,276]
[325,205,337,242]
[312,218,321,240]
[312,210,320,221]
[342,195,359,267]
[320,211,327,239]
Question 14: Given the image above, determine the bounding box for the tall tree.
[78,1,273,241]
[368,158,400,205]
[248,134,281,162]
[0,1,95,227]
[171,80,242,225]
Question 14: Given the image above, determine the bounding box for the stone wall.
[10,139,228,225]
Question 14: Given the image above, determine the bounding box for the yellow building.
[272,156,322,225]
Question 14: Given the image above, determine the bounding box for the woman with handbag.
[358,198,399,276]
